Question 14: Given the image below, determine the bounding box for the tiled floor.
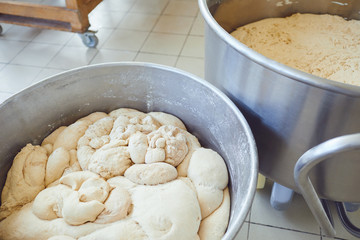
[0,0,360,239]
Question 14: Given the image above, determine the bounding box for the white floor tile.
[0,92,13,104]
[91,49,137,64]
[163,0,198,16]
[181,36,204,58]
[46,46,98,69]
[234,222,249,240]
[153,15,194,34]
[39,0,65,6]
[130,0,169,14]
[250,182,320,234]
[190,14,205,36]
[118,13,160,31]
[248,224,320,240]
[102,29,149,51]
[93,0,136,12]
[89,11,126,29]
[0,25,41,41]
[135,52,177,66]
[32,29,74,45]
[141,32,186,55]
[0,65,42,93]
[0,24,13,35]
[0,64,5,71]
[176,56,204,78]
[11,43,62,67]
[0,40,27,63]
[33,68,65,84]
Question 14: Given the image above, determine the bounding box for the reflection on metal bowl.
[199,0,360,236]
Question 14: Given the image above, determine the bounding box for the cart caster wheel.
[80,31,98,48]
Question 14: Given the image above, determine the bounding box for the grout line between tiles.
[174,15,197,66]
[133,0,171,60]
[0,39,32,64]
[248,222,322,237]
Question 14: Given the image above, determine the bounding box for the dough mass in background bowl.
[199,0,360,202]
[0,62,257,239]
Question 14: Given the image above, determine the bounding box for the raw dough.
[0,144,48,220]
[231,13,360,86]
[0,108,230,240]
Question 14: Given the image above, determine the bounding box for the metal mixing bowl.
[199,0,360,236]
[0,62,257,239]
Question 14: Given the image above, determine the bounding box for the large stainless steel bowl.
[0,62,257,239]
[199,0,360,236]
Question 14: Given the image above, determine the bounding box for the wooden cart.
[0,0,102,47]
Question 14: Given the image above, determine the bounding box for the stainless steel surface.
[0,62,258,239]
[294,133,360,237]
[199,0,360,202]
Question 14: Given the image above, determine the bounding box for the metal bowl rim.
[198,0,360,97]
[0,61,258,239]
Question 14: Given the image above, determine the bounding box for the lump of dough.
[128,132,148,164]
[130,179,201,240]
[0,144,47,220]
[59,171,101,191]
[194,184,223,219]
[42,126,67,146]
[88,144,132,179]
[124,162,178,185]
[45,147,70,186]
[48,236,76,240]
[187,148,228,218]
[145,125,188,166]
[63,149,82,175]
[78,177,110,203]
[0,203,108,240]
[198,188,230,240]
[108,108,141,118]
[188,148,228,190]
[78,112,108,123]
[62,191,105,226]
[77,117,114,149]
[77,146,96,171]
[177,132,201,177]
[95,186,132,224]
[107,176,137,191]
[53,120,92,151]
[32,184,73,220]
[148,112,187,130]
[79,219,148,240]
[109,112,160,142]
